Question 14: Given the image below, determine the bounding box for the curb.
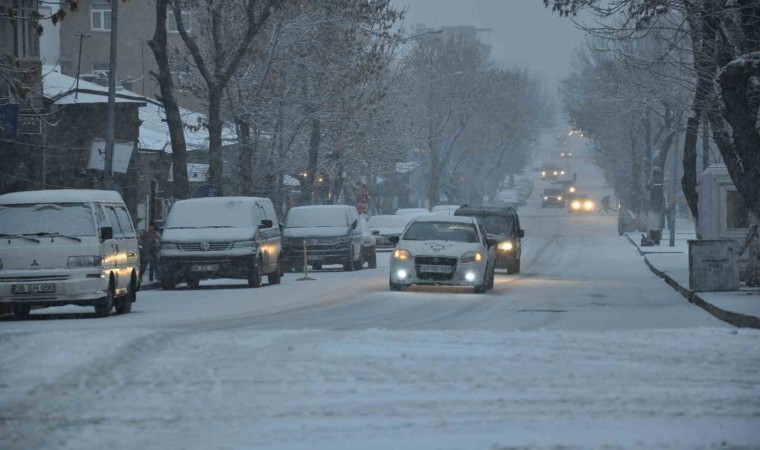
[626,234,760,329]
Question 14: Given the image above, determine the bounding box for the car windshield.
[477,215,513,236]
[0,203,95,236]
[166,200,258,229]
[403,221,479,243]
[544,189,563,195]
[286,208,348,228]
[368,215,410,228]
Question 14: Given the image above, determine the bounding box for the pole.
[702,111,710,171]
[104,0,119,189]
[74,33,89,100]
[296,240,316,281]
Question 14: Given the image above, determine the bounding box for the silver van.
[159,197,282,289]
[0,189,139,317]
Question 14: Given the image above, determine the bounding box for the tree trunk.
[207,89,224,193]
[681,113,700,223]
[237,120,252,196]
[648,129,677,243]
[427,147,441,209]
[148,0,189,199]
[303,118,321,204]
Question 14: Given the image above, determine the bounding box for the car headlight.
[232,240,256,248]
[569,186,576,193]
[461,251,483,264]
[553,171,558,176]
[544,196,549,200]
[561,171,565,175]
[557,196,563,201]
[541,171,546,176]
[67,256,103,267]
[571,201,581,210]
[584,200,594,210]
[160,243,178,251]
[498,241,514,251]
[393,249,412,261]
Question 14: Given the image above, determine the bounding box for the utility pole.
[74,33,90,100]
[104,0,119,189]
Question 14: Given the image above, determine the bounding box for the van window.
[0,203,96,236]
[286,208,349,228]
[166,199,259,229]
[115,206,136,238]
[105,206,125,238]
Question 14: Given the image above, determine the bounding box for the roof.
[454,206,516,217]
[43,66,146,106]
[412,215,477,224]
[138,100,237,152]
[0,189,125,205]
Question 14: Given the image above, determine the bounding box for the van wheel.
[368,250,377,269]
[95,281,115,317]
[248,258,263,288]
[115,275,135,315]
[12,305,31,318]
[268,259,282,285]
[343,250,355,271]
[355,251,364,271]
[508,259,521,274]
[186,278,200,290]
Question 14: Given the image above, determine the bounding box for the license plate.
[12,283,56,294]
[419,265,453,274]
[191,264,219,272]
[307,255,321,261]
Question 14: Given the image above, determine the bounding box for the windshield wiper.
[26,232,82,242]
[199,225,233,229]
[0,233,40,243]
[167,226,198,229]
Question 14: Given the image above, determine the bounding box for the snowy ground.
[2,157,759,449]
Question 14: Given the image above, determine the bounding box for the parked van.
[159,197,282,289]
[0,189,139,318]
[281,205,363,271]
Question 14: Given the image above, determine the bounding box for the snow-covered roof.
[42,66,146,105]
[139,100,237,153]
[0,189,125,205]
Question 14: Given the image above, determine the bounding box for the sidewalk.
[625,228,760,329]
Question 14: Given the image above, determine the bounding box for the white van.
[159,197,282,289]
[0,189,139,318]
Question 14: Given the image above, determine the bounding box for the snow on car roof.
[411,215,477,224]
[172,196,270,207]
[0,189,125,205]
[290,204,355,211]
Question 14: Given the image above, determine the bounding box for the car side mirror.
[100,226,113,241]
[388,235,399,244]
[517,229,525,238]
[259,219,273,229]
[371,230,380,235]
[351,219,358,230]
[486,238,497,248]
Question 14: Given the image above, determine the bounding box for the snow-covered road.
[2,159,759,449]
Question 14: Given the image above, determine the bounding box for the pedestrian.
[139,224,160,282]
[599,195,611,213]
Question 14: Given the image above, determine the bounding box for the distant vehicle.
[368,215,410,249]
[359,217,377,269]
[541,188,565,208]
[496,188,525,207]
[431,204,461,216]
[541,164,565,180]
[160,197,282,290]
[454,206,524,273]
[568,195,596,213]
[282,205,364,272]
[395,207,431,218]
[560,151,573,158]
[388,215,496,293]
[0,189,138,317]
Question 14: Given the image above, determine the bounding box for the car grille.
[178,242,231,251]
[414,256,457,281]
[0,275,70,282]
[284,238,346,250]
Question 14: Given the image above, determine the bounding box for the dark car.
[568,194,596,213]
[541,164,566,180]
[541,188,565,208]
[454,206,524,273]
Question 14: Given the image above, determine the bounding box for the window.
[91,2,111,31]
[167,11,192,33]
[725,190,749,230]
[115,207,136,238]
[105,206,124,238]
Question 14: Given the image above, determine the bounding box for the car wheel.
[12,304,31,318]
[186,277,201,290]
[509,258,521,274]
[368,248,377,269]
[355,251,364,271]
[473,283,486,294]
[343,250,355,271]
[389,278,405,291]
[248,258,263,288]
[115,274,136,315]
[268,259,282,285]
[95,280,115,317]
[486,267,495,289]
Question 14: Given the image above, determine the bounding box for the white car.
[388,215,496,293]
[368,215,411,249]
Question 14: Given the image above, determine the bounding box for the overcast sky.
[390,0,588,92]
